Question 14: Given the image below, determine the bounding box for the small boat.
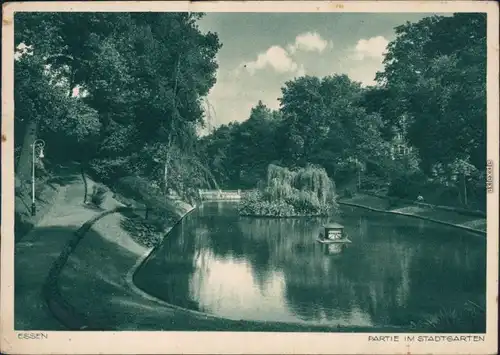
[317,223,352,244]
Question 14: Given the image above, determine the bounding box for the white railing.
[198,189,243,200]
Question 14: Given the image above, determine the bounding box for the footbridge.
[198,189,245,201]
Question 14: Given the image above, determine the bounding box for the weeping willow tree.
[240,164,338,217]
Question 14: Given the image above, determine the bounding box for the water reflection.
[134,202,486,331]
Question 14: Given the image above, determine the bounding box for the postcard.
[1,1,498,354]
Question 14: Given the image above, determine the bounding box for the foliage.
[200,101,283,188]
[343,188,355,199]
[278,75,388,176]
[388,172,425,200]
[239,190,296,217]
[119,209,174,248]
[204,12,486,211]
[14,12,221,210]
[14,12,487,217]
[202,75,391,190]
[114,176,179,216]
[202,14,487,210]
[376,13,486,173]
[416,301,485,333]
[239,164,337,217]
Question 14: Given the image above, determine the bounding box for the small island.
[239,164,338,217]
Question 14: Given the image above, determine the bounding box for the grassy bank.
[339,193,486,232]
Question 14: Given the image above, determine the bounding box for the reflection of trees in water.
[135,216,211,311]
[137,203,486,330]
[237,217,327,290]
[282,258,359,323]
[347,221,486,329]
[357,216,368,241]
[197,207,421,326]
[238,211,482,329]
[230,213,414,325]
[402,232,486,330]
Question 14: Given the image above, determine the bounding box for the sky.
[197,12,445,129]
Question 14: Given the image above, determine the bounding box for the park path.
[14,174,99,330]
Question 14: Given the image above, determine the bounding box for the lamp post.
[31,139,45,216]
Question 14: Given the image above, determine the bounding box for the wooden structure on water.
[317,223,351,255]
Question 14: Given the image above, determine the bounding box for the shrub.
[343,188,355,198]
[388,176,410,198]
[286,190,321,214]
[239,164,337,217]
[416,301,485,333]
[239,197,296,217]
[388,172,425,199]
[361,175,388,191]
[90,184,108,207]
[115,175,178,217]
[88,157,131,183]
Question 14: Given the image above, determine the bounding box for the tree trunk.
[463,173,468,206]
[358,168,361,191]
[164,151,169,195]
[164,57,180,196]
[80,162,88,204]
[68,65,76,98]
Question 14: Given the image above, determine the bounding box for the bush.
[239,164,337,217]
[88,157,131,183]
[388,176,411,198]
[343,188,355,198]
[286,190,321,214]
[239,195,296,217]
[416,301,485,333]
[90,184,108,207]
[388,172,425,199]
[115,176,178,217]
[361,175,389,191]
[119,212,169,248]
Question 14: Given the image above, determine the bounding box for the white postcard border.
[2,2,498,354]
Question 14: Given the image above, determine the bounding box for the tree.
[15,12,222,208]
[278,74,389,184]
[377,13,486,174]
[201,101,283,188]
[14,53,100,182]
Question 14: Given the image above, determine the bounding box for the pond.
[134,202,486,332]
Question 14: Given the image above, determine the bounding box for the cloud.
[296,64,306,77]
[352,36,389,60]
[288,32,330,54]
[243,45,298,75]
[204,66,285,129]
[240,32,330,76]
